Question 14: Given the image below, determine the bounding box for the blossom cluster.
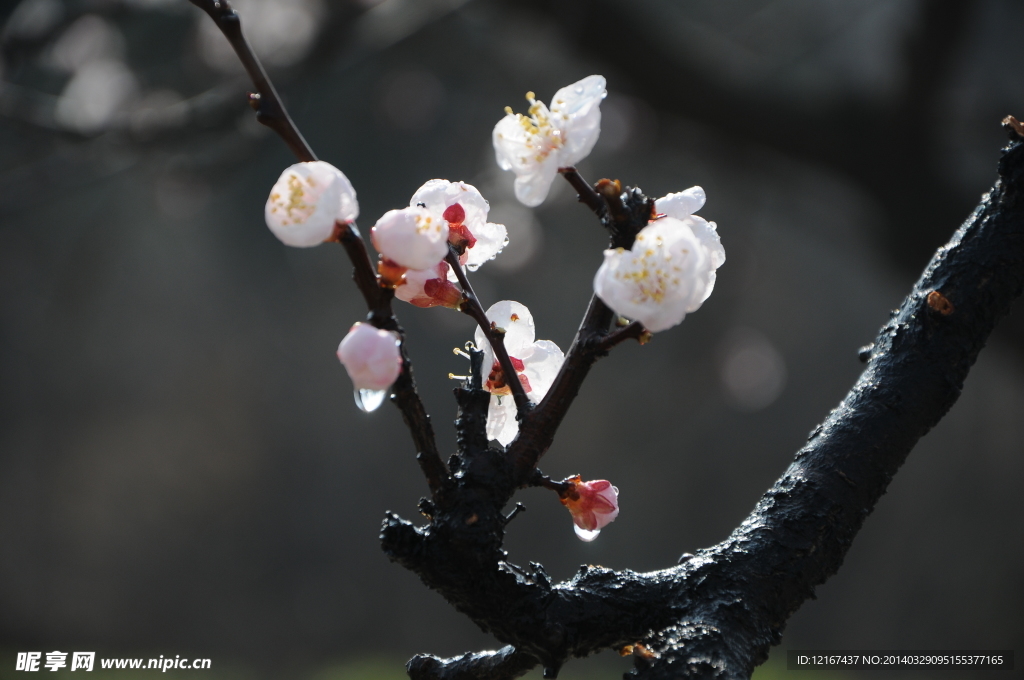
[260,74,726,541]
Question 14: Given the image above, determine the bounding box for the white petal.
[656,187,705,220]
[371,206,449,270]
[487,394,520,446]
[493,113,538,175]
[410,179,490,231]
[520,339,564,399]
[593,217,711,333]
[464,221,509,270]
[684,215,726,269]
[550,74,606,166]
[474,301,536,356]
[513,153,561,208]
[265,161,357,247]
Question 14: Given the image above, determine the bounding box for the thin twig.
[189,0,449,496]
[596,320,647,352]
[509,294,614,476]
[558,166,606,217]
[507,176,653,476]
[187,0,316,162]
[445,248,531,415]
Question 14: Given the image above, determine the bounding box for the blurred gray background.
[0,0,1021,679]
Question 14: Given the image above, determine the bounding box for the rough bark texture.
[189,2,1024,678]
[387,129,1024,679]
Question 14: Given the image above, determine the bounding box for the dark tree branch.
[596,321,647,352]
[558,166,606,218]
[189,0,449,497]
[384,125,1024,679]
[187,0,316,163]
[407,647,537,680]
[510,176,653,477]
[194,2,1024,677]
[446,247,531,415]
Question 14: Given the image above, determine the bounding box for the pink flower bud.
[395,261,464,309]
[336,322,402,392]
[559,476,619,541]
[371,206,449,270]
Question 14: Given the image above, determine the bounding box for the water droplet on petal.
[574,525,601,542]
[354,388,387,413]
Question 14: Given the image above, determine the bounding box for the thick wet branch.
[392,125,1024,679]
[407,647,537,680]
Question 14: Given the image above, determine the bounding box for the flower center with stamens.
[485,356,531,395]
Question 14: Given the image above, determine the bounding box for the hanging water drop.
[354,388,387,413]
[574,525,601,542]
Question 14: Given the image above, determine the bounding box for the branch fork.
[191,3,1024,677]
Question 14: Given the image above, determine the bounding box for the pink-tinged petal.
[395,262,462,309]
[560,476,620,540]
[336,322,402,391]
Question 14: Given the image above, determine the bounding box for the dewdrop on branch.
[493,75,607,207]
[265,161,359,247]
[336,322,402,413]
[559,476,620,542]
[593,187,725,333]
[471,301,564,446]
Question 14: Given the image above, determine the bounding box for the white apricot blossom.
[265,161,358,247]
[336,322,402,412]
[410,179,508,270]
[371,206,449,271]
[593,187,725,333]
[473,301,564,446]
[493,75,606,207]
[392,180,508,309]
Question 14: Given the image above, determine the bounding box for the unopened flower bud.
[396,261,463,309]
[559,476,619,541]
[371,206,449,270]
[336,322,402,392]
[265,161,358,247]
